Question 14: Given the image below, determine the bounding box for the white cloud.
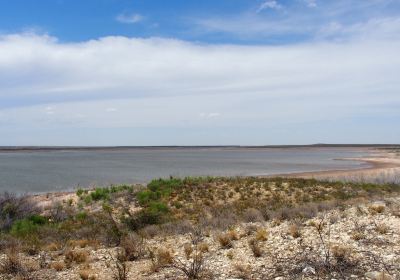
[116,13,144,24]
[257,1,283,12]
[199,112,221,119]
[0,29,399,144]
[304,0,317,8]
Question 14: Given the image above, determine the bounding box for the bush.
[0,192,38,230]
[0,249,28,276]
[64,249,89,266]
[90,188,110,201]
[242,208,264,223]
[248,238,263,257]
[255,228,268,241]
[10,215,46,238]
[76,189,84,196]
[120,233,146,261]
[123,204,170,231]
[51,261,65,271]
[217,233,233,249]
[136,190,158,206]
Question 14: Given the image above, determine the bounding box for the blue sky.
[0,0,399,145]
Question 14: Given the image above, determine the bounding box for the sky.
[0,0,399,145]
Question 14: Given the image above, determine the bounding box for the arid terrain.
[1,150,399,280]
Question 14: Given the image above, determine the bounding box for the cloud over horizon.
[0,27,399,145]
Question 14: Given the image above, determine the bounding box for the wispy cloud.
[257,1,283,12]
[304,0,317,8]
[194,0,399,42]
[116,13,144,24]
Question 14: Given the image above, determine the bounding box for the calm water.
[0,147,371,193]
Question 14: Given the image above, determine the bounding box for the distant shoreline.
[268,155,400,180]
[0,144,399,152]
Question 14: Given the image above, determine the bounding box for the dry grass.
[369,204,386,214]
[79,268,97,280]
[351,231,365,241]
[0,251,26,275]
[69,239,90,248]
[288,224,302,238]
[64,249,89,266]
[331,244,352,265]
[120,233,146,261]
[184,243,193,259]
[248,238,263,258]
[374,223,390,234]
[217,233,233,249]
[227,229,239,241]
[255,228,268,241]
[150,247,174,272]
[50,261,66,271]
[233,263,251,279]
[198,242,209,253]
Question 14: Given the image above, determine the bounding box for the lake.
[0,147,372,193]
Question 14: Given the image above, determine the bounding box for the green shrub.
[75,211,87,221]
[110,184,132,193]
[76,188,84,196]
[90,188,110,201]
[10,215,46,237]
[84,195,92,205]
[137,190,159,206]
[148,202,169,214]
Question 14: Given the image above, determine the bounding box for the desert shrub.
[49,203,71,222]
[76,211,88,221]
[248,238,263,257]
[79,268,97,280]
[255,228,268,241]
[90,188,110,201]
[288,224,302,238]
[150,247,174,272]
[109,250,129,280]
[10,215,46,238]
[0,192,38,230]
[0,249,29,276]
[136,190,158,206]
[227,229,239,241]
[172,249,208,279]
[84,196,92,204]
[184,243,193,259]
[110,184,133,193]
[160,220,193,236]
[217,233,233,249]
[233,263,251,279]
[51,261,65,271]
[76,189,85,196]
[148,178,183,193]
[198,242,209,253]
[374,223,389,234]
[120,233,146,261]
[331,244,352,265]
[64,249,89,266]
[369,204,385,214]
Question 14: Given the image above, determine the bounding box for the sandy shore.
[269,151,400,182]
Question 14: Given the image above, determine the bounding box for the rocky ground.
[1,195,399,280]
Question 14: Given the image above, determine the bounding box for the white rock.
[302,266,316,275]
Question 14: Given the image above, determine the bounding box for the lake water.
[0,147,371,193]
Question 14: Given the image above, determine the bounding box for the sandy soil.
[270,150,400,181]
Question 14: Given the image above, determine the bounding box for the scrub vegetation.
[0,177,399,279]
